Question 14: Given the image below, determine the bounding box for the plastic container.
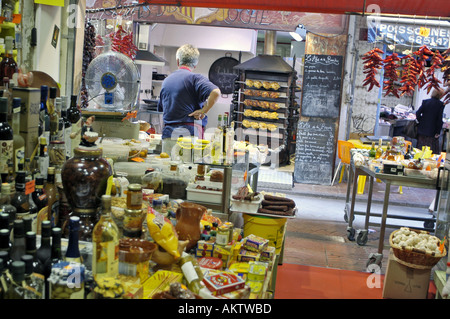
[243,214,287,254]
[230,193,263,214]
[186,183,222,204]
[114,162,150,184]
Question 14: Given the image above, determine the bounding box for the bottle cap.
[49,87,57,99]
[21,254,34,274]
[69,216,80,231]
[12,97,21,109]
[41,220,51,237]
[11,260,25,282]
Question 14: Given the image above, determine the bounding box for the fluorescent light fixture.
[290,24,306,42]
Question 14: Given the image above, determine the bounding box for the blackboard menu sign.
[301,54,343,118]
[208,56,240,94]
[294,118,336,185]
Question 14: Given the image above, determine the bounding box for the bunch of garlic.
[392,227,442,255]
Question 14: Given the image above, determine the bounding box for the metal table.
[344,164,439,268]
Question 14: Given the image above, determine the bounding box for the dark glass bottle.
[61,99,72,159]
[39,85,50,143]
[67,95,81,124]
[0,256,5,299]
[0,97,13,183]
[44,167,59,226]
[404,144,412,160]
[25,231,37,261]
[34,220,51,299]
[0,183,17,230]
[11,172,30,220]
[0,228,10,256]
[37,137,49,178]
[21,254,43,299]
[22,215,32,233]
[32,177,48,212]
[0,36,18,84]
[9,219,26,263]
[65,216,82,263]
[0,212,9,230]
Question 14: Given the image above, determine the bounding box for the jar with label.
[123,208,145,238]
[216,225,230,245]
[126,184,142,210]
[47,261,85,299]
[49,140,66,168]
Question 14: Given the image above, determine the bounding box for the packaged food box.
[197,240,215,251]
[228,262,250,280]
[260,246,276,262]
[248,261,268,282]
[198,257,223,270]
[243,234,269,252]
[203,272,246,296]
[237,249,260,262]
[195,249,214,258]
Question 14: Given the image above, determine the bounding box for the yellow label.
[419,27,430,37]
[34,0,64,6]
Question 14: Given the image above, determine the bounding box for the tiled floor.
[260,176,439,275]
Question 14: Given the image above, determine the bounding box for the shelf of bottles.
[231,70,300,165]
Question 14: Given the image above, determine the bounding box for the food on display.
[382,53,401,98]
[362,47,384,91]
[391,227,442,255]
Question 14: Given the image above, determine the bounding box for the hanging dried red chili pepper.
[442,48,450,104]
[413,45,433,89]
[107,25,138,60]
[424,49,444,94]
[362,47,384,91]
[382,53,401,98]
[398,55,420,97]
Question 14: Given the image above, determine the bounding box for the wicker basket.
[389,228,446,269]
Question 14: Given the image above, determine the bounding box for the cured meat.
[362,48,384,91]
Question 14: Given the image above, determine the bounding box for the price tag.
[25,179,35,195]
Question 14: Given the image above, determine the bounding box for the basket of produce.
[389,227,446,269]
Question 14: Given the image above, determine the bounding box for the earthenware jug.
[175,202,206,251]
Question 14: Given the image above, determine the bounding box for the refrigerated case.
[435,132,450,270]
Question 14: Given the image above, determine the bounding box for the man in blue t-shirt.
[157,44,220,153]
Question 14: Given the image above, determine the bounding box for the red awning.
[140,0,450,17]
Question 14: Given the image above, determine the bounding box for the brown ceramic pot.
[175,202,206,251]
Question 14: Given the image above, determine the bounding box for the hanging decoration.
[382,52,401,98]
[425,49,444,94]
[107,24,138,60]
[442,49,450,104]
[361,47,384,92]
[81,21,97,108]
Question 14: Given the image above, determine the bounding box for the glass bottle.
[0,36,18,85]
[10,219,26,263]
[212,114,223,164]
[178,252,211,298]
[0,256,6,299]
[34,220,51,299]
[11,171,30,220]
[0,183,16,229]
[6,161,14,187]
[92,195,119,280]
[0,228,10,256]
[32,177,47,213]
[56,97,65,142]
[0,212,9,230]
[39,85,49,142]
[44,167,59,226]
[25,231,37,261]
[65,216,82,263]
[404,144,412,160]
[11,97,25,172]
[22,215,32,233]
[67,95,81,125]
[51,227,62,265]
[5,260,26,299]
[0,97,13,183]
[222,113,228,156]
[369,142,376,159]
[61,97,72,159]
[48,87,58,142]
[37,137,49,179]
[21,254,43,299]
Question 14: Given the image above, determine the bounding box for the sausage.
[262,200,295,208]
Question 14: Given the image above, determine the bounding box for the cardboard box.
[13,87,40,159]
[383,163,404,175]
[382,249,431,299]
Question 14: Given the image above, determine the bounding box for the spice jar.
[216,225,230,245]
[48,261,85,299]
[126,184,142,210]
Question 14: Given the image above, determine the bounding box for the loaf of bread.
[210,170,224,182]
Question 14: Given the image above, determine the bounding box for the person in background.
[157,44,221,154]
[415,87,445,154]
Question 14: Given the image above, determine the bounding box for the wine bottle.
[9,219,26,263]
[48,88,58,142]
[0,183,16,229]
[0,228,10,255]
[404,144,412,160]
[375,138,383,159]
[65,216,82,263]
[179,252,212,298]
[34,220,51,299]
[11,97,25,172]
[0,36,17,85]
[11,171,30,220]
[0,212,9,230]
[32,177,47,212]
[92,195,119,280]
[21,253,44,299]
[66,95,81,157]
[50,227,62,265]
[37,137,49,179]
[369,142,376,159]
[25,231,37,261]
[44,167,59,226]
[0,97,13,183]
[39,85,48,141]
